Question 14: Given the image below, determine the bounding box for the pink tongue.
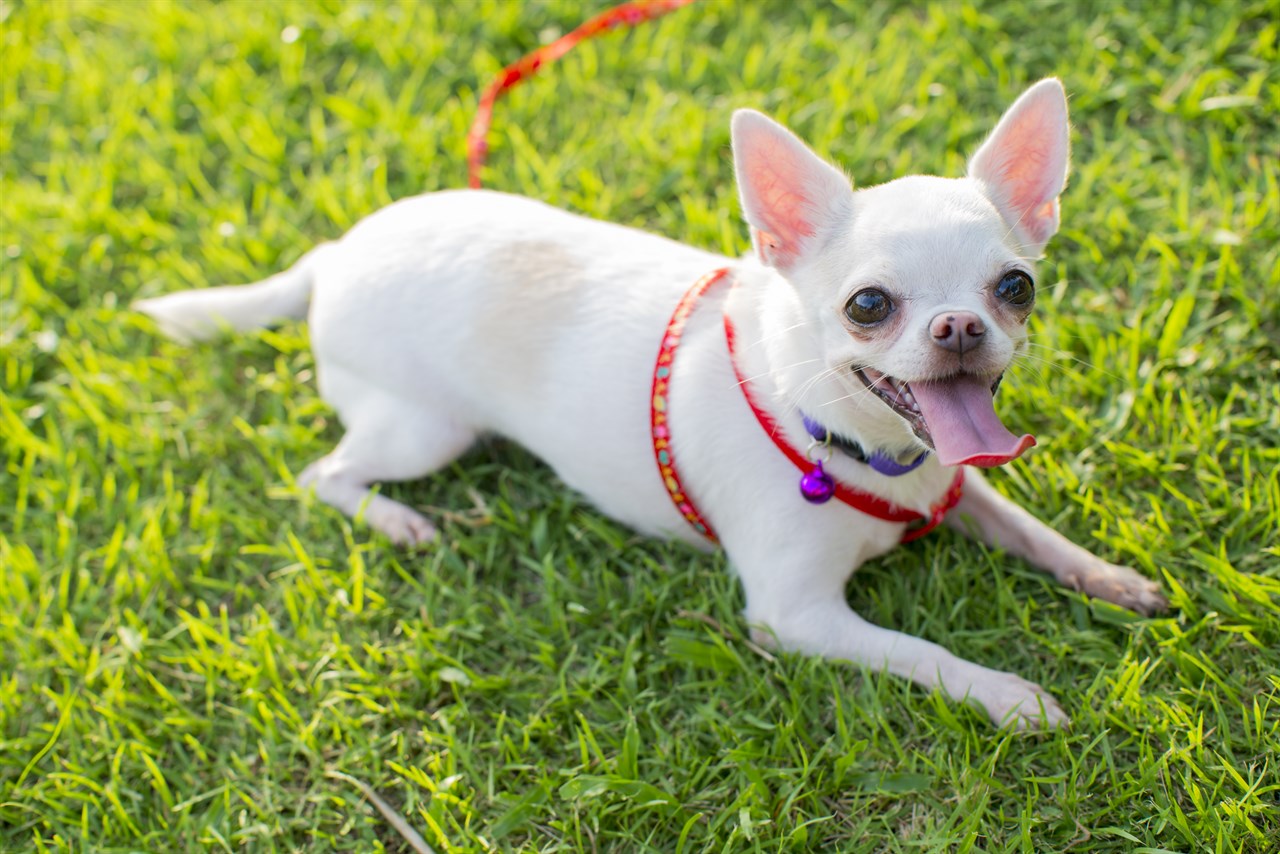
[909,376,1035,467]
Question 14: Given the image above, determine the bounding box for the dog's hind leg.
[299,368,475,546]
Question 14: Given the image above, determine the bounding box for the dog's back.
[138,188,728,538]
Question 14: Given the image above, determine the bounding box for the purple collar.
[801,414,928,477]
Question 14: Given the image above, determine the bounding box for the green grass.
[3,0,1278,850]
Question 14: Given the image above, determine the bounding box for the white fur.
[136,78,1165,728]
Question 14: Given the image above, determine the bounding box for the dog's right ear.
[731,110,853,272]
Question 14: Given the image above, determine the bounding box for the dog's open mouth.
[855,367,1035,468]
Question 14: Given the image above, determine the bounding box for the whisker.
[1009,355,1051,385]
[732,357,823,389]
[778,367,838,415]
[780,366,853,424]
[1022,341,1092,356]
[743,319,815,352]
[816,384,880,411]
[1016,343,1125,382]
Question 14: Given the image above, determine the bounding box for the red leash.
[467,0,696,189]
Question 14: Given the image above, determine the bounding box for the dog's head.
[731,79,1070,467]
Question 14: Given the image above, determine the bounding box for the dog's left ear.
[968,78,1070,256]
[731,110,853,272]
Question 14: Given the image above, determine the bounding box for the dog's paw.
[1078,563,1168,616]
[976,671,1069,731]
[367,502,438,547]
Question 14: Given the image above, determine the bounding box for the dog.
[136,78,1167,728]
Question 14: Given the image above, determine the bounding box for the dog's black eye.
[995,271,1035,307]
[845,288,894,325]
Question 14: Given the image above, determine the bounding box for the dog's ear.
[731,110,853,271]
[968,78,1070,256]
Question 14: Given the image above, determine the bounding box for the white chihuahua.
[137,78,1166,728]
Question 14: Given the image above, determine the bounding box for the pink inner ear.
[992,112,1061,218]
[733,112,851,270]
[741,144,819,267]
[750,227,776,263]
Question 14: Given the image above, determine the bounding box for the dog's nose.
[930,311,986,354]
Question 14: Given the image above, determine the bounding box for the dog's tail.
[134,243,331,343]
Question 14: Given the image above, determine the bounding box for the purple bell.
[800,460,835,504]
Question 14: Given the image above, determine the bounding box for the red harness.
[651,268,964,544]
[460,10,962,545]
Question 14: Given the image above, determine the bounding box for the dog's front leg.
[946,470,1168,614]
[728,528,1069,729]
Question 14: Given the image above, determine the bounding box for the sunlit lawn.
[2,0,1278,850]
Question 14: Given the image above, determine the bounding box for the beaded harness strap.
[651,268,965,545]
[650,268,727,541]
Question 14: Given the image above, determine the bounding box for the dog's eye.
[845,289,894,325]
[995,271,1035,307]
